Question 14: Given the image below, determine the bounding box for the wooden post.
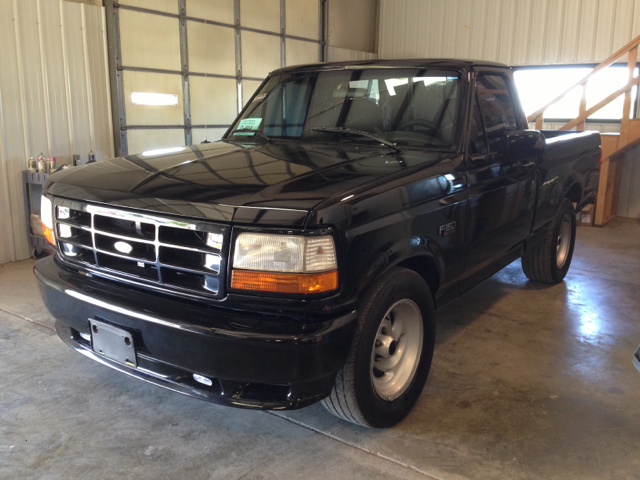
[594,158,614,226]
[611,158,625,218]
[619,46,637,147]
[535,113,543,130]
[577,84,587,131]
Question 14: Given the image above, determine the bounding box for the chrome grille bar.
[53,199,229,299]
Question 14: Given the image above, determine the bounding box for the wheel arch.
[394,255,440,297]
[563,177,583,206]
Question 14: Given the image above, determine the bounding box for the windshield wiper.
[311,127,401,154]
[230,129,271,142]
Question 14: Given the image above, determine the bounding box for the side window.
[469,97,488,155]
[476,74,517,153]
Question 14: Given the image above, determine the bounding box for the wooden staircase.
[527,35,640,226]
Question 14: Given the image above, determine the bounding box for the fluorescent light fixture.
[141,147,186,157]
[131,92,179,106]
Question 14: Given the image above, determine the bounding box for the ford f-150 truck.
[35,59,601,428]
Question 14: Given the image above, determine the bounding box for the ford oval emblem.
[114,241,133,254]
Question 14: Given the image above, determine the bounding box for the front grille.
[53,198,229,298]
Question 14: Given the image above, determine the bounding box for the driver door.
[461,72,537,292]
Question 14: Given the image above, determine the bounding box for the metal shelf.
[23,171,54,258]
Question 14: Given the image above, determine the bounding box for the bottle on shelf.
[88,151,96,163]
[37,153,47,173]
[27,157,36,172]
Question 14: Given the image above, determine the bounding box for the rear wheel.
[321,267,435,428]
[522,198,576,284]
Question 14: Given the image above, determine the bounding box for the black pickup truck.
[35,59,600,428]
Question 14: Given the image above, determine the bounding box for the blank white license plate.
[89,319,137,368]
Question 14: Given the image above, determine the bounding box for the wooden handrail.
[526,34,640,122]
[558,75,640,130]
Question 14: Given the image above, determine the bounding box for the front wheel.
[321,268,435,428]
[522,198,576,284]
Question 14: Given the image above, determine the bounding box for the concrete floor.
[1,219,639,480]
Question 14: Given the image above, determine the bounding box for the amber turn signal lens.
[43,223,55,245]
[231,269,338,294]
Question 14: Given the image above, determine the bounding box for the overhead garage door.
[107,0,324,155]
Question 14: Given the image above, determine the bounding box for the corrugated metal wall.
[0,0,114,263]
[112,0,324,155]
[0,0,113,264]
[378,0,640,65]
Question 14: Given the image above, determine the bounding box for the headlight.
[41,196,55,245]
[231,233,338,294]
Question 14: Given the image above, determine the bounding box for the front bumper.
[35,256,357,409]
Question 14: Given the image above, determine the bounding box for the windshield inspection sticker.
[237,118,262,134]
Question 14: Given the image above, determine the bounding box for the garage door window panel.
[119,10,181,71]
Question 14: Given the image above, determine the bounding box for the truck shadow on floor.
[434,259,569,346]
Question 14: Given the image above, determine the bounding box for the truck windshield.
[227,68,461,149]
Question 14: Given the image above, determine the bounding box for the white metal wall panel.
[17,0,50,160]
[527,0,548,65]
[0,107,16,264]
[119,0,178,14]
[186,0,234,24]
[187,21,236,76]
[286,0,319,39]
[119,9,181,71]
[241,0,280,33]
[613,0,637,55]
[286,39,319,67]
[482,0,502,61]
[127,129,185,156]
[85,6,115,160]
[326,46,378,62]
[455,0,473,59]
[467,0,488,61]
[123,71,184,126]
[40,0,71,158]
[0,0,30,264]
[378,0,640,66]
[0,0,112,264]
[190,76,237,125]
[241,31,281,79]
[63,1,92,159]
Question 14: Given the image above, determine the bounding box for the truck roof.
[272,58,510,75]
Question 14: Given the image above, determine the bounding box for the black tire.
[522,198,576,284]
[321,267,436,428]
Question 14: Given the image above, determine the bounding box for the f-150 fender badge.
[438,221,456,236]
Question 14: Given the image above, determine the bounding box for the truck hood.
[46,141,455,226]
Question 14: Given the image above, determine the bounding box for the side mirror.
[505,130,546,157]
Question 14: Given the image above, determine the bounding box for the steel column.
[178,0,192,146]
[105,0,127,156]
[321,0,328,62]
[234,0,243,113]
[280,0,286,68]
